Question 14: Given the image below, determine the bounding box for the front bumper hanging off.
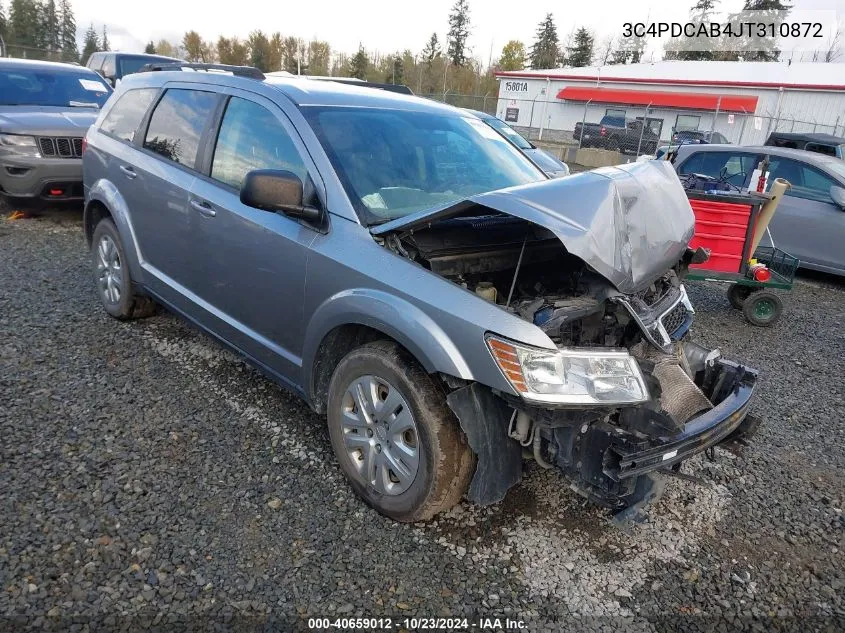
[447,352,759,510]
[612,359,758,479]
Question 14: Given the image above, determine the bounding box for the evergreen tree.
[422,32,441,65]
[58,0,77,62]
[498,40,526,71]
[564,27,594,67]
[144,40,155,54]
[42,0,58,54]
[348,44,368,79]
[664,0,719,61]
[247,30,271,71]
[610,32,646,64]
[530,13,559,69]
[100,24,108,51]
[0,1,7,53]
[80,22,98,64]
[446,0,470,66]
[740,0,791,61]
[9,0,42,58]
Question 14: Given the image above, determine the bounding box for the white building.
[494,61,845,145]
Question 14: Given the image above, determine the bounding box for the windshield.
[0,68,111,107]
[304,106,544,224]
[819,157,845,180]
[482,116,532,150]
[119,56,167,77]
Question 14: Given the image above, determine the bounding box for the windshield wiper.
[69,101,99,108]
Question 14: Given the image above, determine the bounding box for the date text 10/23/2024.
[307,617,527,630]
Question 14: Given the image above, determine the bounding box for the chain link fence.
[422,92,844,164]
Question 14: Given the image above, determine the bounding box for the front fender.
[85,178,144,283]
[302,288,475,398]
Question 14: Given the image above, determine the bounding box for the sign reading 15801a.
[503,81,529,93]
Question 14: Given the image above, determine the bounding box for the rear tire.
[91,217,156,320]
[326,340,474,522]
[727,284,755,310]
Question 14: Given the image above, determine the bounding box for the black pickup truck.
[574,115,660,155]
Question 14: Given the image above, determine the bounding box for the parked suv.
[0,58,111,204]
[765,132,845,160]
[83,67,760,522]
[86,52,181,86]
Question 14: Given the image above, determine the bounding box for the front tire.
[326,341,474,522]
[91,217,156,320]
[742,291,783,327]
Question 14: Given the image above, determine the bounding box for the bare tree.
[595,35,616,65]
[825,23,843,62]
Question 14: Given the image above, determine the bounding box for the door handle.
[190,198,217,217]
[119,165,136,179]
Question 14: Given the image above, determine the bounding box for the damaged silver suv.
[83,66,760,522]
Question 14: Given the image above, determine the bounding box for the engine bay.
[383,212,689,350]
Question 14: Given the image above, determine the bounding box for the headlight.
[486,335,649,405]
[0,134,41,158]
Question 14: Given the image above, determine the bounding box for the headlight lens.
[0,133,42,158]
[487,335,649,405]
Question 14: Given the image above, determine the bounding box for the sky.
[73,0,843,63]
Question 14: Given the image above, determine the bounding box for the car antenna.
[506,237,528,307]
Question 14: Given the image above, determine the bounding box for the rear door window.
[143,89,218,169]
[210,96,307,189]
[804,142,836,157]
[100,88,158,142]
[678,151,759,187]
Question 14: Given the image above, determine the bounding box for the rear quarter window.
[143,89,218,169]
[100,88,158,142]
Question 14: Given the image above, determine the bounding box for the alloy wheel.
[96,234,122,305]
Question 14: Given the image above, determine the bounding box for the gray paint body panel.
[375,160,695,295]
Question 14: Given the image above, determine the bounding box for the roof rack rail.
[137,62,265,80]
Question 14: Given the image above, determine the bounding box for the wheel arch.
[84,179,144,282]
[303,290,475,414]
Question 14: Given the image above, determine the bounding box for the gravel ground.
[1,209,844,632]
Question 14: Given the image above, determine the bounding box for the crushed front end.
[498,266,759,511]
[375,161,761,513]
[443,260,760,512]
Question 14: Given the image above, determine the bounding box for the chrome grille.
[661,302,689,336]
[38,137,83,158]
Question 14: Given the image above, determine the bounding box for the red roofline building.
[492,61,845,146]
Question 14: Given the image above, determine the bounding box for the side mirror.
[830,185,845,210]
[240,169,321,222]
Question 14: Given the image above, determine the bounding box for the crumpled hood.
[372,160,694,295]
[0,106,98,137]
